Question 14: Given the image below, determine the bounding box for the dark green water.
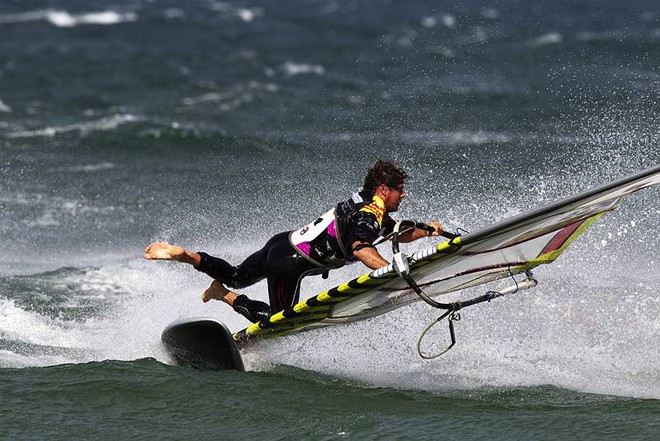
[3,359,660,440]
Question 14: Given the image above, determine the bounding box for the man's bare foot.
[202,280,237,304]
[143,242,187,261]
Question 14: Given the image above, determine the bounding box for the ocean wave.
[48,10,137,27]
[7,114,140,139]
[0,293,102,367]
[266,62,326,77]
[0,267,128,323]
[24,203,119,227]
[0,98,11,113]
[528,32,564,47]
[420,14,457,29]
[576,29,631,42]
[55,162,117,173]
[181,81,278,111]
[206,2,264,23]
[0,192,119,228]
[285,130,585,146]
[0,9,137,27]
[0,297,86,347]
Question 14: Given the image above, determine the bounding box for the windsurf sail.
[234,165,660,346]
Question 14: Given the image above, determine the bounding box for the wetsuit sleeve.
[346,211,382,246]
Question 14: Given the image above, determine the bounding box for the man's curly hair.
[362,160,408,196]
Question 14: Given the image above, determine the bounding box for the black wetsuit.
[196,232,315,313]
[195,192,395,314]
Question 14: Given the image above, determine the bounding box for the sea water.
[1,0,659,439]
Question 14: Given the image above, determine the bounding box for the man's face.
[382,183,405,212]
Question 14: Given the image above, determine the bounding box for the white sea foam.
[528,32,564,47]
[0,9,137,27]
[421,14,456,29]
[48,11,137,27]
[0,98,11,113]
[0,10,49,24]
[269,62,326,77]
[8,114,140,138]
[0,298,87,348]
[0,269,120,367]
[207,2,263,22]
[181,82,278,111]
[56,162,117,173]
[236,8,257,22]
[0,241,265,368]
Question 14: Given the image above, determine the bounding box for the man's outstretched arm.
[352,242,390,270]
[351,221,444,269]
[398,221,443,243]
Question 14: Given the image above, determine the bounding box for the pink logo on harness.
[297,242,311,255]
[327,220,337,238]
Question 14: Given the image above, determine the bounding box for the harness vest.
[289,193,390,268]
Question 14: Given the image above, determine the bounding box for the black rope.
[389,223,538,358]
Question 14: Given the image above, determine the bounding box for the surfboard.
[162,165,660,370]
[161,317,244,371]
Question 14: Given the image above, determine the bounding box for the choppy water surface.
[1,0,659,439]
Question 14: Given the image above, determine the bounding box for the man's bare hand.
[427,221,443,237]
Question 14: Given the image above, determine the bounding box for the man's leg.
[197,232,313,317]
[264,234,318,312]
[144,234,306,323]
[202,280,271,323]
[144,241,267,287]
[201,280,238,304]
[194,238,275,323]
[144,241,271,322]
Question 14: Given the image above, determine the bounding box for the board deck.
[161,317,244,371]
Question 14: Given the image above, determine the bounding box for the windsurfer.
[144,160,443,323]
